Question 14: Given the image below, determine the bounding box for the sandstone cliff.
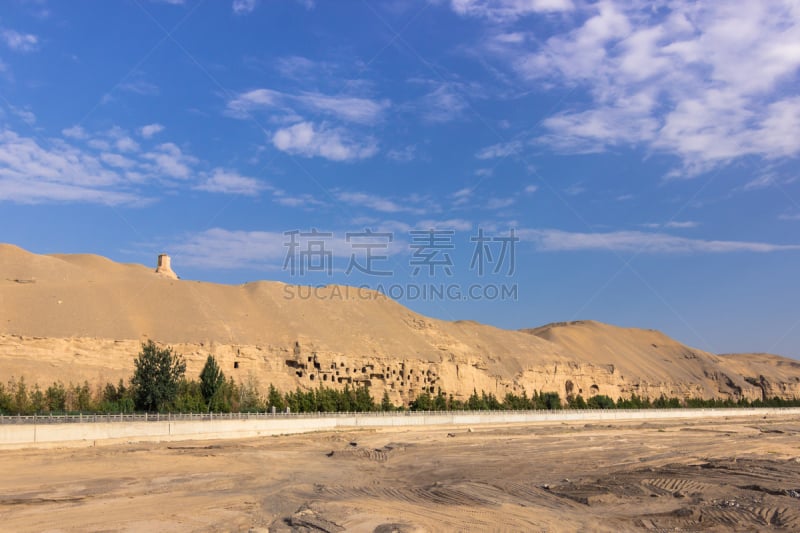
[1,243,798,403]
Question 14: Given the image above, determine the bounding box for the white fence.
[1,408,798,449]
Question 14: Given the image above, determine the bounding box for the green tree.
[568,394,587,409]
[467,389,486,410]
[380,390,395,411]
[540,391,562,410]
[131,340,186,412]
[199,355,226,410]
[174,379,206,412]
[587,394,616,409]
[12,377,29,414]
[30,384,46,413]
[267,384,285,412]
[238,374,263,412]
[433,390,448,411]
[410,391,433,411]
[354,384,375,412]
[45,382,66,412]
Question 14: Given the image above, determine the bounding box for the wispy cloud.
[171,227,365,269]
[417,82,471,123]
[9,105,36,125]
[487,197,515,209]
[642,221,699,229]
[451,187,473,206]
[271,121,377,161]
[139,123,165,139]
[450,0,574,22]
[232,0,257,15]
[521,228,800,254]
[479,2,800,176]
[172,228,287,268]
[475,139,522,159]
[195,168,264,196]
[386,145,417,162]
[335,191,430,215]
[141,142,197,179]
[226,88,388,125]
[2,29,38,52]
[62,125,88,139]
[564,183,586,196]
[0,129,141,205]
[118,78,159,96]
[100,152,136,169]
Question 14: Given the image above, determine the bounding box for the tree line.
[1,341,798,415]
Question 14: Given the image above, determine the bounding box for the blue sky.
[1,0,800,357]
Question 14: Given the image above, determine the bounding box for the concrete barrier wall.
[2,408,799,449]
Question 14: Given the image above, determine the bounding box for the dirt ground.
[1,415,799,532]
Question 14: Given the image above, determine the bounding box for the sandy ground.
[1,415,800,532]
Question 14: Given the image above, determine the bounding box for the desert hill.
[1,243,798,403]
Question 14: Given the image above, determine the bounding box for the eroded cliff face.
[1,244,798,404]
[0,333,770,405]
[717,353,800,401]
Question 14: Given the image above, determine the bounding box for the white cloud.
[227,88,280,117]
[196,168,263,196]
[564,183,586,195]
[139,123,165,138]
[0,125,290,205]
[665,220,698,229]
[741,172,797,191]
[451,187,473,206]
[88,139,111,151]
[419,83,470,123]
[173,228,287,268]
[10,106,36,125]
[142,142,197,179]
[487,197,515,209]
[778,213,800,221]
[100,153,136,169]
[272,191,323,207]
[115,136,140,153]
[0,129,140,205]
[476,139,522,159]
[172,227,358,270]
[520,228,800,254]
[450,0,574,21]
[416,218,473,231]
[62,125,87,139]
[387,145,417,162]
[643,221,699,229]
[2,29,38,52]
[336,191,427,215]
[232,0,257,15]
[272,121,377,161]
[227,88,388,124]
[118,79,159,96]
[524,184,538,194]
[487,1,800,175]
[297,93,389,124]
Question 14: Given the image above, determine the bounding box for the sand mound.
[1,244,799,402]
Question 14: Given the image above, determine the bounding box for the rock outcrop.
[1,243,798,403]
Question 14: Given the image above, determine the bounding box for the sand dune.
[1,243,799,402]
